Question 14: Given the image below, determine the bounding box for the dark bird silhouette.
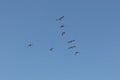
[67,40,75,43]
[60,25,64,28]
[28,43,32,47]
[68,46,76,49]
[74,51,80,55]
[61,32,66,36]
[49,48,53,51]
[56,16,64,21]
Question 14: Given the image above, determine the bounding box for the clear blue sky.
[0,0,120,80]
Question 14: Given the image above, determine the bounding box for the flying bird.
[60,25,64,28]
[74,51,80,55]
[56,16,64,21]
[28,43,32,47]
[68,46,76,49]
[49,48,53,51]
[67,40,75,43]
[61,32,66,36]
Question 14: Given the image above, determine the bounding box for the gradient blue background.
[0,0,120,80]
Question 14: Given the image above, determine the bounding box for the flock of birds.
[50,16,80,56]
[27,16,80,56]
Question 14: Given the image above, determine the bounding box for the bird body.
[56,16,64,21]
[67,40,75,43]
[60,25,64,28]
[28,43,32,47]
[68,46,76,49]
[74,52,80,55]
[61,32,66,36]
[50,48,53,51]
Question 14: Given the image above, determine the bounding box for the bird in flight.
[60,25,64,28]
[27,43,32,47]
[67,40,75,43]
[68,46,76,49]
[56,16,64,21]
[49,48,53,51]
[61,32,66,36]
[74,51,80,55]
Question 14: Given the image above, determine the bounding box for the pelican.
[68,46,76,49]
[61,32,66,36]
[74,52,80,55]
[56,16,64,21]
[28,43,32,47]
[49,48,53,51]
[67,40,75,43]
[60,25,64,28]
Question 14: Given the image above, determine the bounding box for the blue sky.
[0,0,120,80]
